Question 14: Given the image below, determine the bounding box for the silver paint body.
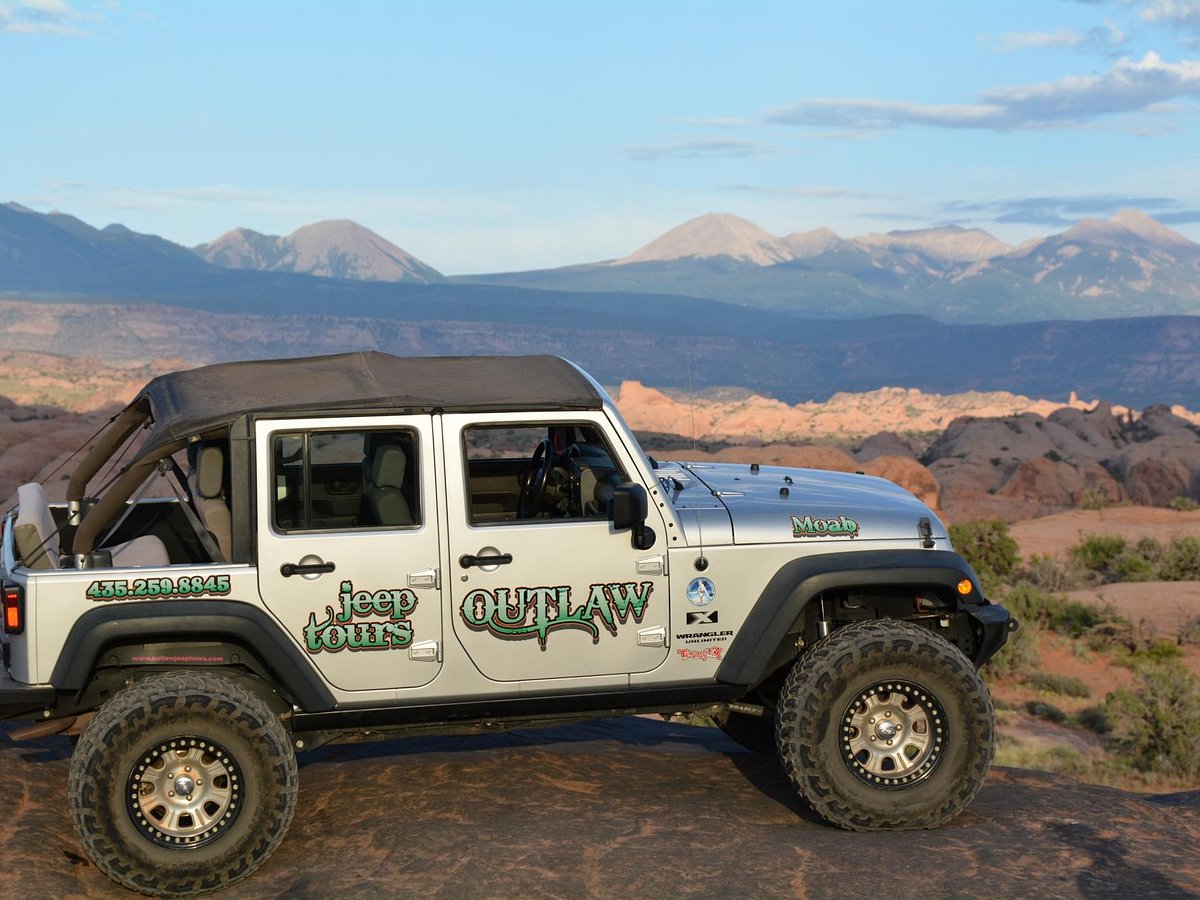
[0,369,950,709]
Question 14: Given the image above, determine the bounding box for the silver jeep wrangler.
[0,352,1013,895]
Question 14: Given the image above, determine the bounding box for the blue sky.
[3,0,1200,273]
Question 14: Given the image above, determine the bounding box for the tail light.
[3,581,23,634]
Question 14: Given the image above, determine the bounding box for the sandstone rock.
[3,719,1197,897]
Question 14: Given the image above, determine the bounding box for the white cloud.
[983,22,1127,52]
[1138,0,1200,31]
[766,52,1200,131]
[722,183,902,201]
[0,0,100,35]
[619,138,792,161]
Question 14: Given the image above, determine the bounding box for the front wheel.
[68,671,298,896]
[776,619,994,831]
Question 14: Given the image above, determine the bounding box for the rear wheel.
[68,671,298,896]
[776,619,994,830]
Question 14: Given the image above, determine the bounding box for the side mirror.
[611,483,655,550]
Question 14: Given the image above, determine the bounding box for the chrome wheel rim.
[841,680,946,789]
[127,736,242,848]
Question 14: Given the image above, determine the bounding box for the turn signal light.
[2,582,23,634]
[956,579,974,596]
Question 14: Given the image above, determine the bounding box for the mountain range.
[5,200,1200,324]
[3,200,1200,407]
[461,210,1200,323]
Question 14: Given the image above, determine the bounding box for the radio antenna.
[686,353,697,454]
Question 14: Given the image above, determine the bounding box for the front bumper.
[0,664,55,720]
[967,601,1017,667]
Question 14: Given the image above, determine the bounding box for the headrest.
[370,445,407,491]
[196,444,225,500]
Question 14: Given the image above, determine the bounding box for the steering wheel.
[517,438,554,518]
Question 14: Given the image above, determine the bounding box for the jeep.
[0,352,1013,895]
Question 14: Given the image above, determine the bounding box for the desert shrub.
[950,519,1019,589]
[1044,449,1064,462]
[1128,640,1184,664]
[1114,552,1156,582]
[1158,536,1200,581]
[1105,660,1200,779]
[1169,495,1199,512]
[1070,534,1169,584]
[1079,488,1111,511]
[1025,700,1069,724]
[1021,553,1077,592]
[1180,618,1200,648]
[1025,672,1091,698]
[1070,534,1127,581]
[1135,536,1165,563]
[1075,705,1112,735]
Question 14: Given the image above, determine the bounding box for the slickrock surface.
[3,717,1198,898]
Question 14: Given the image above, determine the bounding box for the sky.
[3,1,1200,274]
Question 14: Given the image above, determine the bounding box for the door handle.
[281,560,337,577]
[459,552,513,569]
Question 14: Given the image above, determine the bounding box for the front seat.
[363,443,413,526]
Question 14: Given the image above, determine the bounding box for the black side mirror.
[611,483,655,550]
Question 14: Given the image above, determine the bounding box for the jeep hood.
[670,461,946,546]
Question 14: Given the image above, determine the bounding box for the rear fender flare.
[49,600,335,712]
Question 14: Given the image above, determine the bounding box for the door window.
[272,429,420,532]
[462,423,625,524]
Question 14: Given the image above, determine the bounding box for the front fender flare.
[715,549,1001,689]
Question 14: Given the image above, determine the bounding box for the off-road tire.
[776,619,994,831]
[68,671,298,896]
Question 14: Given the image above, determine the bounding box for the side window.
[271,429,420,532]
[463,422,625,524]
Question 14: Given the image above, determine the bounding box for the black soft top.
[131,352,602,460]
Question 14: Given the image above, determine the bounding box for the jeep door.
[255,417,443,692]
[442,412,670,682]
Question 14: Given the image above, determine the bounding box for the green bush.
[1158,536,1200,581]
[1075,705,1112,735]
[1105,660,1200,779]
[1169,495,1199,512]
[949,520,1019,589]
[1070,534,1128,582]
[1025,672,1091,698]
[1025,700,1069,724]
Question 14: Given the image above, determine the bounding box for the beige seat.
[13,481,169,569]
[363,444,413,526]
[187,443,232,561]
[13,482,62,568]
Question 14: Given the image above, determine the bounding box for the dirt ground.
[3,717,1199,898]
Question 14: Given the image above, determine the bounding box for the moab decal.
[790,514,860,539]
[303,580,418,654]
[460,581,653,649]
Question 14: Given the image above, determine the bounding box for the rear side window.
[272,429,420,532]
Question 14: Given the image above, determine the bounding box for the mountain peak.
[1062,209,1199,257]
[195,219,442,283]
[859,225,1011,264]
[616,213,791,266]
